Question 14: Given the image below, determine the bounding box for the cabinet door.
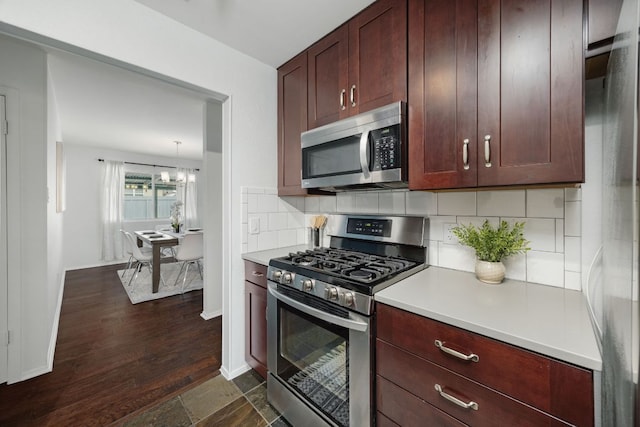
[408,0,478,190]
[349,0,407,116]
[277,52,308,196]
[477,0,584,187]
[307,25,349,129]
[245,280,267,379]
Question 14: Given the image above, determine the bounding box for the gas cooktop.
[268,214,429,314]
[272,248,417,285]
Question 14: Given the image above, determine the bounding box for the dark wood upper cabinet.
[477,0,584,187]
[277,52,308,196]
[408,0,478,190]
[307,25,349,129]
[307,0,407,129]
[409,0,584,190]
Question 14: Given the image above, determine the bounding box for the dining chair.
[123,232,165,288]
[173,232,203,292]
[155,224,177,257]
[120,229,152,278]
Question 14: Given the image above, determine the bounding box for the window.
[124,172,177,220]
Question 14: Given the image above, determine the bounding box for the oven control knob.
[302,279,314,292]
[282,272,293,284]
[324,286,339,301]
[342,292,355,307]
[272,271,283,280]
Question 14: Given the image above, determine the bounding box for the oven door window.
[302,135,363,179]
[276,302,349,427]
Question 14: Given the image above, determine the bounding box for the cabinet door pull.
[252,271,264,277]
[463,139,470,170]
[434,384,479,411]
[484,135,492,167]
[434,339,479,362]
[340,89,346,111]
[350,85,356,107]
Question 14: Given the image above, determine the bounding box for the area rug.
[117,262,203,304]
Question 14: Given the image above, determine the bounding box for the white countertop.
[375,266,602,371]
[241,245,309,266]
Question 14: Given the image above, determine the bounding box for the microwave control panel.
[371,124,401,171]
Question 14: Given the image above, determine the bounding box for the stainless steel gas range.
[266,214,429,427]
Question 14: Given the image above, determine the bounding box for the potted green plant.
[451,220,530,284]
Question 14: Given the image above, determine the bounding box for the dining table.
[133,230,179,293]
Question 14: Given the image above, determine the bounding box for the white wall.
[0,0,277,380]
[62,143,203,270]
[0,34,53,382]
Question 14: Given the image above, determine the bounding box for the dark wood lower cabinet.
[377,376,466,427]
[244,261,268,379]
[376,303,594,426]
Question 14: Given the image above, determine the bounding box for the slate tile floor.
[120,370,291,427]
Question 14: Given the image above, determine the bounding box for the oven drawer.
[377,340,570,426]
[376,304,593,426]
[244,260,267,288]
[377,375,467,426]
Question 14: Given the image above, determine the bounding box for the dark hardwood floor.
[0,263,222,426]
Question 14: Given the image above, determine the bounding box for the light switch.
[249,217,260,234]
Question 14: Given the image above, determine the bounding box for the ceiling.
[134,0,375,68]
[48,50,208,160]
[46,0,375,161]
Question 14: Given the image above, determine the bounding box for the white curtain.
[177,168,198,229]
[100,160,124,261]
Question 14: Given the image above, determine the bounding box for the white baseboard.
[200,309,222,320]
[45,270,66,375]
[15,365,52,383]
[220,362,251,381]
[65,258,128,271]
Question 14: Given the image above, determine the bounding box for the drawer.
[377,375,467,427]
[244,260,267,288]
[377,340,570,427]
[376,304,593,426]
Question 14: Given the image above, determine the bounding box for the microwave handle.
[359,129,371,179]
[268,283,369,332]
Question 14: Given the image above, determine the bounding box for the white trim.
[46,270,66,371]
[16,365,51,383]
[220,96,233,380]
[220,362,251,381]
[200,309,222,320]
[64,259,129,271]
[3,86,21,384]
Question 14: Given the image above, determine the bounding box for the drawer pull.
[434,340,479,362]
[252,271,264,277]
[435,384,478,411]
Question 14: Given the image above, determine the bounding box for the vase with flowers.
[451,220,530,284]
[170,201,184,233]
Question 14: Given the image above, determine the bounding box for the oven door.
[266,282,372,427]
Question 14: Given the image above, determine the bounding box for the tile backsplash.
[242,186,582,290]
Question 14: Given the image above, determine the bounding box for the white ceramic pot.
[475,260,505,284]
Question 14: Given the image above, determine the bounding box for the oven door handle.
[268,283,369,332]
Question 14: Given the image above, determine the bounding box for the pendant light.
[174,140,186,184]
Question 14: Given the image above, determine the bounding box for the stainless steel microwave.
[301,101,407,192]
